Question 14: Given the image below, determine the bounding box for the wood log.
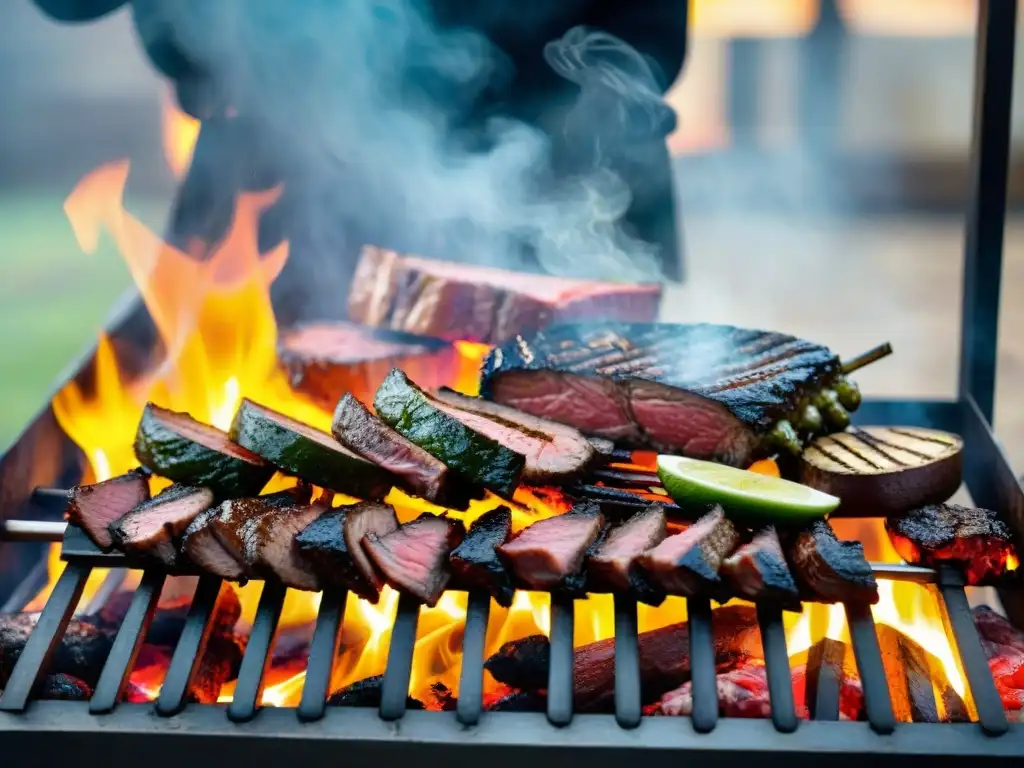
[876,624,969,723]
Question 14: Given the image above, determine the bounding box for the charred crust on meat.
[449,506,515,606]
[785,520,878,604]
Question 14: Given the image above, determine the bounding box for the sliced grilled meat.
[207,487,313,578]
[295,502,400,602]
[242,497,330,591]
[480,323,845,466]
[109,485,215,567]
[886,503,1017,585]
[362,513,465,606]
[721,527,800,606]
[786,520,879,604]
[374,369,525,497]
[498,503,605,591]
[230,398,395,499]
[588,503,667,604]
[636,506,740,596]
[431,387,597,484]
[331,393,468,507]
[181,506,246,580]
[348,245,662,344]
[66,468,151,549]
[134,403,273,498]
[449,507,515,606]
[278,321,457,411]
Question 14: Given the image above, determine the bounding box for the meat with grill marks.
[636,506,740,597]
[449,506,515,606]
[721,526,800,606]
[498,503,605,591]
[66,468,151,550]
[109,485,215,567]
[480,322,849,466]
[242,493,332,591]
[785,520,878,604]
[886,503,1017,585]
[362,513,465,606]
[588,503,667,605]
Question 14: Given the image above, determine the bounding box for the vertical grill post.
[297,585,347,722]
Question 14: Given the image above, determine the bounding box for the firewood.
[876,624,968,723]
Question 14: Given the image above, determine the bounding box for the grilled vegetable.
[813,390,850,430]
[833,377,862,410]
[796,404,823,434]
[799,427,963,516]
[134,403,274,498]
[766,420,802,456]
[229,398,394,499]
[373,369,525,497]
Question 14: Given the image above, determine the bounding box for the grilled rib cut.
[498,503,605,591]
[348,246,662,344]
[66,468,151,550]
[362,513,465,606]
[480,322,843,466]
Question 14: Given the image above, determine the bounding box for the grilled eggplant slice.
[373,369,525,497]
[230,398,394,499]
[449,507,515,606]
[800,427,963,516]
[134,403,273,498]
[109,485,215,567]
[67,469,151,550]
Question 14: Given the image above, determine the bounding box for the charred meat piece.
[347,245,662,345]
[636,506,740,596]
[295,501,400,602]
[278,321,457,411]
[242,497,330,591]
[588,503,667,604]
[362,513,465,606]
[109,485,215,567]
[886,503,1017,585]
[449,507,515,606]
[331,393,468,507]
[66,468,151,549]
[181,507,246,580]
[721,527,800,606]
[429,387,597,484]
[207,488,313,578]
[786,520,879,604]
[0,613,114,688]
[480,323,845,466]
[498,503,605,591]
[134,402,273,498]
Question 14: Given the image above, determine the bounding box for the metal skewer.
[841,342,893,375]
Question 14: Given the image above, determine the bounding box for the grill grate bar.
[0,562,91,712]
[612,595,641,728]
[155,576,223,716]
[806,637,845,721]
[845,603,897,734]
[227,580,287,723]
[546,595,575,727]
[80,569,128,615]
[687,596,719,733]
[456,590,490,726]
[378,592,420,721]
[297,585,347,722]
[757,603,798,733]
[89,569,166,714]
[937,569,1009,735]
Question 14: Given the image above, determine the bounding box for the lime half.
[657,455,840,524]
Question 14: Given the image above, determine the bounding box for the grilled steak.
[242,496,330,591]
[278,321,457,411]
[588,503,667,604]
[637,506,740,596]
[431,387,597,484]
[66,469,151,550]
[449,507,515,606]
[362,513,465,606]
[109,485,215,567]
[348,246,662,345]
[480,323,846,466]
[498,503,605,591]
[331,393,468,507]
[786,520,878,604]
[181,506,246,580]
[295,501,400,602]
[721,526,800,606]
[886,503,1017,585]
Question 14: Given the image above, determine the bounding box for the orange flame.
[161,91,201,179]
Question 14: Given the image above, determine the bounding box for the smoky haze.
[162,0,670,288]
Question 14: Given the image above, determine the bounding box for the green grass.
[0,191,171,448]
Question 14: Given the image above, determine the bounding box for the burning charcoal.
[487,690,547,712]
[277,321,458,411]
[498,503,605,591]
[876,624,969,723]
[134,402,274,499]
[362,513,465,606]
[973,606,1024,717]
[427,682,458,711]
[348,245,662,345]
[188,632,246,704]
[651,665,776,719]
[122,681,153,704]
[588,503,667,605]
[242,496,330,591]
[208,488,314,578]
[974,605,1024,655]
[332,393,470,508]
[785,519,879,604]
[66,469,151,550]
[295,502,399,603]
[0,613,113,688]
[326,675,424,709]
[109,485,215,567]
[32,673,94,701]
[483,604,762,712]
[886,503,1018,585]
[636,506,739,597]
[449,507,515,607]
[720,526,800,607]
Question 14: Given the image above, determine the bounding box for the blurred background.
[1,0,1023,464]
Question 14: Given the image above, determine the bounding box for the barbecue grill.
[1,1,1022,765]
